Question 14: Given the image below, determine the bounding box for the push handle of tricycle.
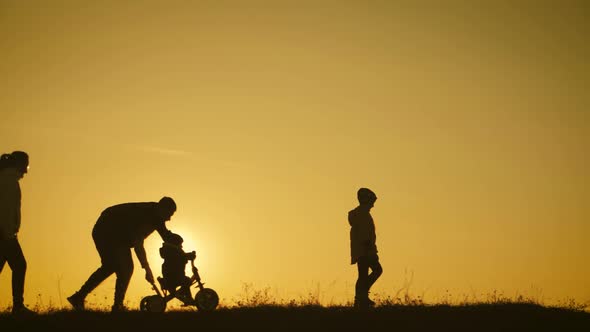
[150,281,163,297]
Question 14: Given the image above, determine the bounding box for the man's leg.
[112,248,134,311]
[68,239,116,310]
[355,256,369,306]
[75,266,114,299]
[0,240,8,274]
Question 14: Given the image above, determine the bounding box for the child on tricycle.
[140,232,218,312]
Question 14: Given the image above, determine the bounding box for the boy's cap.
[357,187,377,204]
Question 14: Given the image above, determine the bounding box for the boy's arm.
[185,250,196,261]
[134,241,155,283]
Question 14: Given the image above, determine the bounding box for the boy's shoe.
[180,297,195,306]
[67,293,85,311]
[12,305,36,315]
[177,289,193,305]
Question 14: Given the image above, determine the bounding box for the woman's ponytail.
[0,153,11,170]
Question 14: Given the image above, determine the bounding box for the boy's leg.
[367,254,383,291]
[366,254,383,305]
[355,256,369,306]
[176,276,193,304]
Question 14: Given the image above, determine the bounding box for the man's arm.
[155,222,172,242]
[134,241,155,283]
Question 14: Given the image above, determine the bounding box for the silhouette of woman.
[0,151,34,314]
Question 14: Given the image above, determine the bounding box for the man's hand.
[145,267,155,284]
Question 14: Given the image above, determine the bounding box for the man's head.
[357,187,377,209]
[157,196,176,221]
[1,151,29,179]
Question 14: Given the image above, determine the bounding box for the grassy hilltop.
[1,303,589,332]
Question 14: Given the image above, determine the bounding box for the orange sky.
[1,1,588,309]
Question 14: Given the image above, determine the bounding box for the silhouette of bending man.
[68,197,176,312]
[349,188,382,307]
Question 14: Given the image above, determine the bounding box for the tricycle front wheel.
[195,288,219,312]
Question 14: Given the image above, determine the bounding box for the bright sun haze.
[0,1,588,309]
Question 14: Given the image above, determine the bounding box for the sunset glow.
[1,1,588,310]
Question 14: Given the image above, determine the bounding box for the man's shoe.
[67,293,85,311]
[111,303,128,313]
[12,305,36,315]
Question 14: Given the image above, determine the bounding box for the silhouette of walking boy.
[349,188,382,308]
[0,151,35,314]
[68,197,176,312]
[159,232,196,304]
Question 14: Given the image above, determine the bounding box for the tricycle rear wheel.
[140,295,167,313]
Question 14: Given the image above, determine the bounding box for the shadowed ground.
[1,304,588,332]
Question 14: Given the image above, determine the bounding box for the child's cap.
[165,232,184,246]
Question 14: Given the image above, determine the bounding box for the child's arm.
[185,250,196,261]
